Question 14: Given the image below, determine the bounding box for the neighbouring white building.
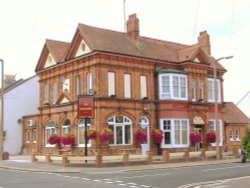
[3,75,39,155]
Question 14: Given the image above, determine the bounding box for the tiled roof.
[78,23,185,62]
[46,39,71,62]
[224,102,249,124]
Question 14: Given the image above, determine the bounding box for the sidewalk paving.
[0,151,241,174]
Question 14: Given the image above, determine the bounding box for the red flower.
[151,129,163,144]
[206,132,216,143]
[100,128,113,143]
[134,129,147,144]
[48,134,60,145]
[190,132,201,144]
[86,129,97,140]
[60,134,75,145]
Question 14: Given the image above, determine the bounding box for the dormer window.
[75,40,91,57]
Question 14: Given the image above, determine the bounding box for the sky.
[0,0,249,104]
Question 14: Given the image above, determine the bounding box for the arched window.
[107,115,132,145]
[45,120,56,146]
[139,116,149,145]
[62,119,71,134]
[78,119,91,147]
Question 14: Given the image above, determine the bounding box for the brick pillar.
[147,151,153,164]
[183,150,189,162]
[200,149,206,160]
[95,153,103,167]
[162,150,169,162]
[46,153,53,164]
[62,153,69,166]
[123,153,129,165]
[31,152,38,163]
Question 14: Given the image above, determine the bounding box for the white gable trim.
[44,53,56,68]
[75,40,91,57]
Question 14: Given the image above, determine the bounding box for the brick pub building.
[23,14,229,155]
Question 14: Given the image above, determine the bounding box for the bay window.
[159,74,187,100]
[208,78,221,102]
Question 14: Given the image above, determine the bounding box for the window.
[44,84,49,104]
[61,78,70,94]
[139,116,149,144]
[236,129,240,141]
[87,73,93,95]
[161,119,189,148]
[62,119,71,134]
[75,75,80,97]
[108,116,132,145]
[199,80,204,100]
[26,130,30,143]
[208,78,221,102]
[78,119,91,147]
[52,82,57,104]
[32,129,37,143]
[140,76,147,99]
[191,79,196,101]
[159,74,187,100]
[124,74,131,98]
[108,72,115,96]
[230,129,234,141]
[45,120,56,146]
[209,119,223,146]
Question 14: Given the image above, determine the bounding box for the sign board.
[78,95,94,118]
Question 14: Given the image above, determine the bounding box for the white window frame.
[191,79,196,101]
[108,116,132,146]
[62,119,71,134]
[140,75,147,99]
[32,129,37,143]
[52,82,57,104]
[208,78,221,103]
[75,75,80,97]
[230,128,234,141]
[44,84,49,104]
[87,73,93,95]
[199,80,204,100]
[25,130,30,143]
[45,121,56,147]
[78,119,91,147]
[209,119,223,146]
[160,119,189,148]
[235,129,240,141]
[159,74,188,100]
[124,74,131,98]
[108,72,115,96]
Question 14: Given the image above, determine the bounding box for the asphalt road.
[0,162,250,188]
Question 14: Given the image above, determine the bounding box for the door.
[140,124,149,155]
[193,127,202,150]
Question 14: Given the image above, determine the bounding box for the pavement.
[0,151,243,174]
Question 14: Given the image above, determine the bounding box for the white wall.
[3,76,39,155]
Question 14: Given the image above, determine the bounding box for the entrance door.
[139,116,150,155]
[193,127,202,150]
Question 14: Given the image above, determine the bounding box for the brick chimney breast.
[198,31,211,55]
[127,14,139,39]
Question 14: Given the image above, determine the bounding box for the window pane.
[140,75,147,99]
[116,126,123,144]
[108,72,115,96]
[182,121,188,144]
[52,82,57,104]
[124,74,131,98]
[164,132,171,144]
[174,120,180,145]
[125,125,131,144]
[87,73,92,94]
[44,84,48,104]
[180,77,186,98]
[108,125,114,144]
[173,76,179,97]
[75,75,80,97]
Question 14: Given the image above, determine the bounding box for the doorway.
[193,127,203,150]
[139,116,150,155]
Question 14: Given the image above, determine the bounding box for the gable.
[55,91,73,105]
[75,40,91,57]
[44,53,56,68]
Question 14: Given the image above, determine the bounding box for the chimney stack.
[198,31,211,55]
[127,14,139,39]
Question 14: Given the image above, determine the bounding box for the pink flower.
[134,129,147,144]
[151,129,163,144]
[206,132,216,143]
[190,132,201,144]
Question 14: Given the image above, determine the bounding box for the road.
[0,162,250,188]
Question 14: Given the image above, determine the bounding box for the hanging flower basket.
[190,132,201,144]
[134,129,147,144]
[100,128,113,143]
[206,132,216,143]
[60,133,75,145]
[48,134,60,145]
[151,129,163,144]
[86,129,97,140]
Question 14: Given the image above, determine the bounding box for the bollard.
[46,153,53,164]
[2,152,9,160]
[147,151,153,164]
[95,153,103,167]
[31,152,38,163]
[162,150,169,162]
[183,150,189,162]
[123,153,129,165]
[62,153,69,166]
[200,149,206,160]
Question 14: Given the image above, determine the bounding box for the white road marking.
[111,173,170,179]
[202,164,250,171]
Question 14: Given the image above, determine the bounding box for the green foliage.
[241,125,250,159]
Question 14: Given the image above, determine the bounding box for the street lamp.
[0,59,4,160]
[213,55,233,160]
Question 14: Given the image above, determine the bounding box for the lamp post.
[0,59,4,160]
[213,56,233,160]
